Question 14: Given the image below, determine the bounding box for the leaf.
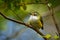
[22,4,27,10]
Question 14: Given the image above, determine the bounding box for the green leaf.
[22,5,27,10]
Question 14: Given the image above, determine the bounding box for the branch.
[0,12,47,40]
[19,2,48,6]
[0,12,32,28]
[47,4,60,35]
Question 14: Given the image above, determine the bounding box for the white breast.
[29,15,38,21]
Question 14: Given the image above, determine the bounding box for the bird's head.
[30,11,40,16]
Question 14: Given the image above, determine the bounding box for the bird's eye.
[34,13,37,16]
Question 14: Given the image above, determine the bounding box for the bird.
[28,11,51,40]
[28,11,44,30]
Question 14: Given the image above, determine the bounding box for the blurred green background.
[0,0,60,40]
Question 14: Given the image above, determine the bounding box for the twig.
[47,4,60,36]
[0,12,32,28]
[0,12,47,40]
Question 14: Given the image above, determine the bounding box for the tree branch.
[0,12,32,28]
[18,2,48,6]
[47,3,60,36]
[0,12,47,40]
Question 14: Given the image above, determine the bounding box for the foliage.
[0,0,60,11]
[0,0,60,32]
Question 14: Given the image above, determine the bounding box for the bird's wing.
[40,16,43,25]
[38,20,43,28]
[39,16,44,29]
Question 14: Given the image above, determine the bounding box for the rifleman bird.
[28,11,44,30]
[28,11,51,40]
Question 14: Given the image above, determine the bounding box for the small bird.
[28,12,52,40]
[28,12,44,30]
